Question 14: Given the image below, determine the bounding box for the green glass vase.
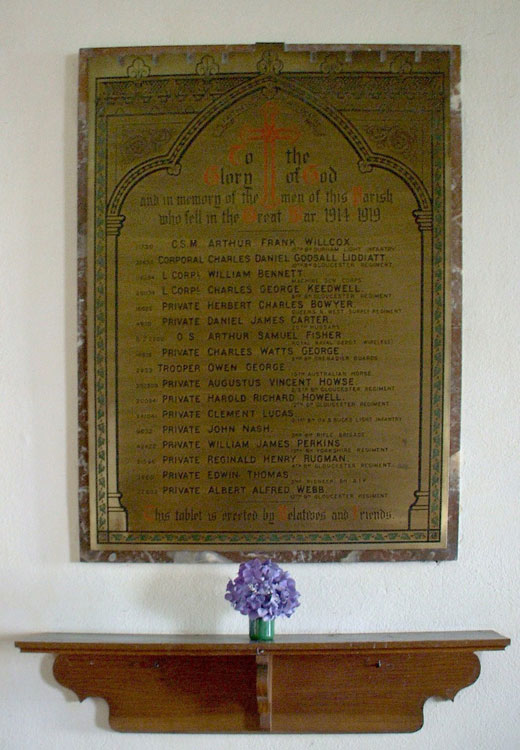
[249,618,275,641]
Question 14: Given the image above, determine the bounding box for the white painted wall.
[1,1,519,747]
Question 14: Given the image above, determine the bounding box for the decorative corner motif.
[127,58,151,79]
[257,50,283,75]
[365,124,416,156]
[260,80,280,100]
[121,127,173,162]
[318,55,351,102]
[106,215,126,236]
[195,54,220,77]
[319,53,344,75]
[357,160,373,174]
[412,209,433,232]
[389,52,413,74]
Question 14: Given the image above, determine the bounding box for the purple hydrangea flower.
[225,558,300,621]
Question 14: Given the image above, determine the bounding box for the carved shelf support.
[255,649,273,731]
[16,632,509,734]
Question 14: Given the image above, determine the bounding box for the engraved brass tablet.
[79,44,460,561]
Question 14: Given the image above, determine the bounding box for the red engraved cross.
[230,102,300,209]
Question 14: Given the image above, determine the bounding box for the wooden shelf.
[16,631,509,734]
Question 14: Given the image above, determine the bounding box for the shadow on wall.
[139,558,232,633]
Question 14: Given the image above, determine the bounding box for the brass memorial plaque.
[78,44,461,562]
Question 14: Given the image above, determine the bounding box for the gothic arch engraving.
[102,72,435,537]
[107,74,432,217]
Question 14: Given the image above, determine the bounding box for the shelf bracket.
[256,649,273,731]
